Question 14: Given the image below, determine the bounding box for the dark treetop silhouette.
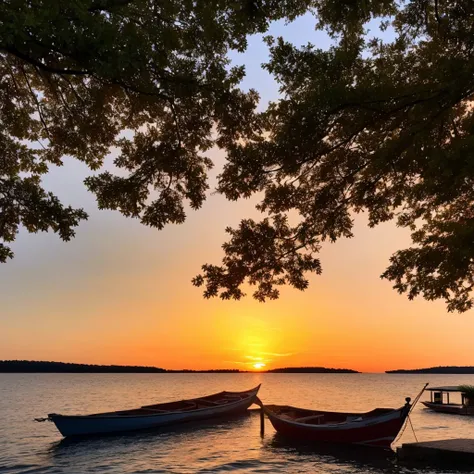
[387,366,474,374]
[2,1,474,312]
[0,0,311,261]
[0,360,358,373]
[265,367,358,373]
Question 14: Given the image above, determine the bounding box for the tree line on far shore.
[2,361,474,373]
[0,360,357,373]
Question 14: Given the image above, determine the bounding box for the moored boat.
[259,385,427,449]
[422,385,474,415]
[36,385,260,437]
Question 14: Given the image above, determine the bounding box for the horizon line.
[0,360,360,373]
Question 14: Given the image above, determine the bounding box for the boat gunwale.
[422,401,463,408]
[49,385,260,420]
[263,404,406,430]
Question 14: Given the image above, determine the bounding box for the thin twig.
[434,0,441,31]
[20,66,51,140]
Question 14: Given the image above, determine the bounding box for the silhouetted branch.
[2,46,90,75]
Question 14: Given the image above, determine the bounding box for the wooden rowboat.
[259,385,427,449]
[37,385,260,437]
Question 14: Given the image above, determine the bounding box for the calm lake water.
[1,373,474,473]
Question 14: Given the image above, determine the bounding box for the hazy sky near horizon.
[1,14,474,373]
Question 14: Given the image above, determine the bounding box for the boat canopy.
[426,386,464,392]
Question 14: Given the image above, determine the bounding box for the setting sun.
[253,362,266,370]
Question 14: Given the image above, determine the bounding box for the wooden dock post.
[254,396,265,437]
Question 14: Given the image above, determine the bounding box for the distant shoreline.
[387,366,474,374]
[0,360,359,374]
[265,367,359,373]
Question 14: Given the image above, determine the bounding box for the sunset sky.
[2,14,474,373]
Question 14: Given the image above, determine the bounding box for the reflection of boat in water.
[37,385,260,437]
[259,385,427,449]
[266,434,398,471]
[49,411,252,458]
[422,385,474,415]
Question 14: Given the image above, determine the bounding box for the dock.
[398,439,474,465]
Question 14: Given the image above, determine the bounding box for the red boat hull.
[265,405,410,449]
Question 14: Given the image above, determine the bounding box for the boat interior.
[266,405,395,425]
[88,391,252,417]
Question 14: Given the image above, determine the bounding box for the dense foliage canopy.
[2,0,474,312]
[195,0,474,313]
[0,0,309,259]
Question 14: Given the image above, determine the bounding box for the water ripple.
[1,373,472,473]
